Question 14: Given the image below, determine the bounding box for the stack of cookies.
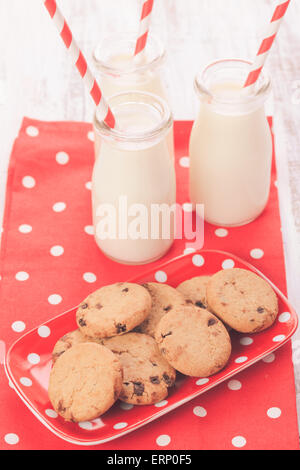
[48,268,278,423]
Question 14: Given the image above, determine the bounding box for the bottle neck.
[94,91,173,150]
[195,59,271,116]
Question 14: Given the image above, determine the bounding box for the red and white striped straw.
[134,0,154,57]
[43,0,116,128]
[244,0,291,90]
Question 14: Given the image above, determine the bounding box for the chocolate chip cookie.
[136,283,185,337]
[206,268,278,333]
[52,329,103,363]
[48,342,123,422]
[177,276,211,309]
[102,332,176,405]
[155,305,231,377]
[76,282,152,339]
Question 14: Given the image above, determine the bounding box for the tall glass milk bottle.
[93,33,174,161]
[189,59,272,227]
[92,91,176,265]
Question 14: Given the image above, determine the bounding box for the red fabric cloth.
[0,117,298,450]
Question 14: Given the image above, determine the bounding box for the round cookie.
[136,283,185,337]
[76,282,152,339]
[48,343,123,422]
[52,329,103,363]
[206,268,278,333]
[177,276,211,309]
[102,332,176,405]
[155,305,231,377]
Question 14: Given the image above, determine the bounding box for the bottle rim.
[194,58,271,108]
[93,91,173,143]
[93,32,166,77]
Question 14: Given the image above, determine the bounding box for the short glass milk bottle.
[93,32,174,161]
[189,59,272,227]
[92,91,175,265]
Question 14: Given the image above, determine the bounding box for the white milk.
[92,93,175,265]
[98,53,168,100]
[189,66,272,227]
[93,34,174,161]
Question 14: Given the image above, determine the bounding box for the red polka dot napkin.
[0,117,299,450]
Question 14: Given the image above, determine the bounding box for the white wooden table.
[1,0,300,431]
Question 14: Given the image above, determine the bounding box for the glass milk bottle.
[93,32,174,160]
[189,59,272,227]
[92,91,175,265]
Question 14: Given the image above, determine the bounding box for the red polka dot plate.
[4,250,298,446]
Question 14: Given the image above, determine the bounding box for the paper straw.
[244,0,291,90]
[43,0,116,128]
[134,0,154,57]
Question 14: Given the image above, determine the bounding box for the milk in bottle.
[92,91,175,265]
[189,59,272,227]
[93,33,174,160]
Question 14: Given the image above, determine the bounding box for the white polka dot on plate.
[18,224,32,234]
[45,409,58,419]
[15,271,29,282]
[53,202,66,213]
[85,182,92,191]
[4,433,19,445]
[83,272,97,283]
[222,259,235,269]
[27,353,40,365]
[278,312,291,323]
[232,436,246,448]
[78,421,93,430]
[193,406,207,417]
[155,400,168,408]
[22,176,36,189]
[239,337,253,346]
[273,335,285,342]
[267,407,281,419]
[235,356,248,364]
[228,379,242,391]
[196,378,209,386]
[250,248,264,259]
[179,156,190,168]
[215,228,228,238]
[48,294,62,305]
[50,246,64,257]
[56,151,69,165]
[20,377,32,387]
[262,353,275,363]
[156,434,171,447]
[155,271,167,283]
[11,321,26,333]
[113,422,128,430]
[87,131,95,142]
[26,126,39,137]
[84,225,94,235]
[38,326,51,338]
[192,254,205,267]
[119,403,134,411]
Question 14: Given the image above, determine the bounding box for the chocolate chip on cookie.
[102,332,176,405]
[48,343,123,422]
[136,283,185,338]
[206,268,278,333]
[76,282,152,339]
[155,305,231,377]
[52,328,103,363]
[177,276,211,309]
